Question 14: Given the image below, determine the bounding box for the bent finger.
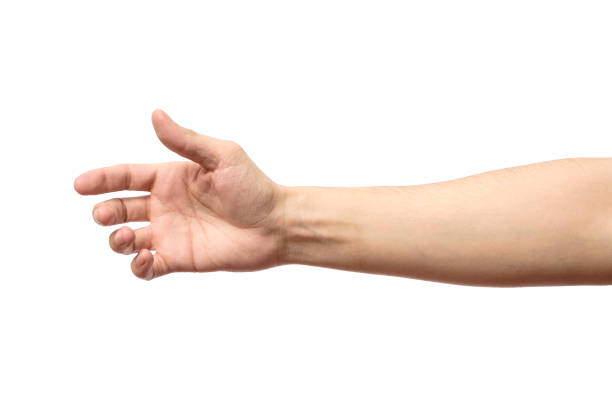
[93,196,150,226]
[109,226,153,255]
[131,249,169,280]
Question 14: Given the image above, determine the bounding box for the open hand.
[74,110,286,280]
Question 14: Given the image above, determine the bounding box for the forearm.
[278,158,612,286]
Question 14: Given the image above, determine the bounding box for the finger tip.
[111,226,135,254]
[152,109,169,126]
[92,205,111,225]
[119,225,135,240]
[92,207,103,225]
[132,249,154,280]
[73,176,85,195]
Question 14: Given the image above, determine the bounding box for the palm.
[148,160,281,273]
[75,110,284,280]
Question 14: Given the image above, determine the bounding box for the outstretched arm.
[74,111,612,286]
[280,160,612,286]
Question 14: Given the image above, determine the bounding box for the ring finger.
[109,225,153,255]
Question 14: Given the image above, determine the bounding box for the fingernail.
[144,265,154,281]
[114,230,124,245]
[139,252,147,266]
[92,208,103,225]
[115,231,131,253]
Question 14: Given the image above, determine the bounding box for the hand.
[74,110,286,280]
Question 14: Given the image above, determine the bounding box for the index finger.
[74,163,158,195]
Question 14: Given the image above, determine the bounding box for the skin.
[74,110,285,280]
[75,110,612,286]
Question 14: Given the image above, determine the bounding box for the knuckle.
[113,197,128,223]
[223,141,245,161]
[121,164,132,190]
[222,140,241,152]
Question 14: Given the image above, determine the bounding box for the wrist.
[274,185,305,266]
[274,185,359,267]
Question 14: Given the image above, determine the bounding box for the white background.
[1,0,612,406]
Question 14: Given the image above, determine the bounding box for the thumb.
[152,109,220,170]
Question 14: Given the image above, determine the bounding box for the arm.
[279,159,612,286]
[74,110,612,286]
